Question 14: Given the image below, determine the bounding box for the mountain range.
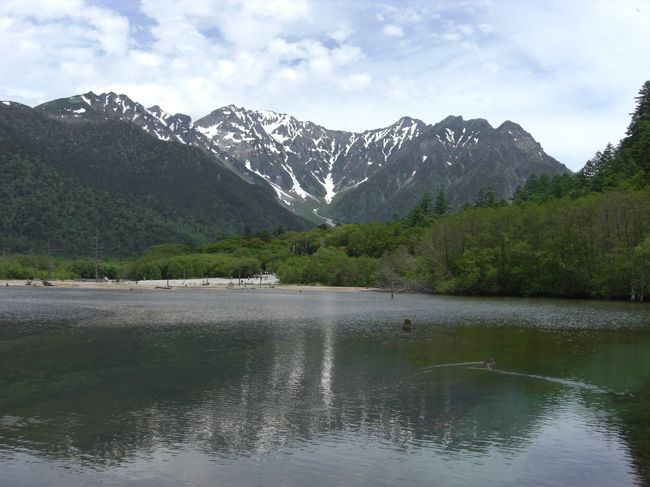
[0,91,569,255]
[35,92,569,223]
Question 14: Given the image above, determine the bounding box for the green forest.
[2,81,649,301]
[0,102,308,257]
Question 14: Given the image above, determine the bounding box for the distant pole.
[94,221,100,281]
[42,238,60,281]
[47,238,53,281]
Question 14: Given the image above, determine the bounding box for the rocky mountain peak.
[496,120,528,137]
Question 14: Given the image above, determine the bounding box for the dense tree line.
[0,254,120,281]
[514,81,650,204]
[2,185,647,300]
[418,190,649,298]
[414,81,650,299]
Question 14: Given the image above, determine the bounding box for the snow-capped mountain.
[38,91,190,141]
[36,92,569,223]
[193,106,428,208]
[36,92,241,173]
[327,116,567,222]
[192,106,567,222]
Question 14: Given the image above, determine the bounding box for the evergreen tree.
[625,81,650,139]
[407,207,426,227]
[474,187,498,208]
[514,81,650,204]
[406,192,434,226]
[433,189,450,215]
[581,143,614,180]
[581,143,617,191]
[417,192,433,216]
[620,80,650,176]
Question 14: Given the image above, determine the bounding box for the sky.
[1,0,650,170]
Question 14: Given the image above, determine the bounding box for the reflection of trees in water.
[615,385,650,485]
[1,323,648,480]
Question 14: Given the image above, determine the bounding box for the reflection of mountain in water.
[134,327,552,459]
[1,317,648,485]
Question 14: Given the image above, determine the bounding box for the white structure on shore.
[2,274,280,289]
[128,273,279,288]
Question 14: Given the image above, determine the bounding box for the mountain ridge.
[33,92,570,223]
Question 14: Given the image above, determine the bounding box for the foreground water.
[0,288,649,486]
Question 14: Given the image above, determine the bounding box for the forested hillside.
[0,102,309,257]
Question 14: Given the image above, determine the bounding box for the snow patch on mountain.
[196,123,222,139]
[347,176,368,190]
[284,164,315,200]
[323,173,336,203]
[244,159,294,205]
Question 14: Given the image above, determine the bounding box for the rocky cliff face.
[325,116,568,222]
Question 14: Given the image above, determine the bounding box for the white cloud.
[441,32,461,42]
[457,24,474,36]
[139,0,310,50]
[382,24,404,37]
[478,23,494,34]
[329,23,353,43]
[0,0,130,55]
[1,0,649,170]
[340,73,371,91]
[375,3,423,24]
[386,75,419,102]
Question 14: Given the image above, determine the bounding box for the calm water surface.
[0,288,649,486]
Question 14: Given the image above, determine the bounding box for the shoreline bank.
[0,279,380,293]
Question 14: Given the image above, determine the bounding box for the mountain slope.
[0,101,309,257]
[35,92,569,224]
[193,108,429,208]
[324,117,567,222]
[36,92,248,176]
[193,106,569,222]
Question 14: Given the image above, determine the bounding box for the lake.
[0,288,649,486]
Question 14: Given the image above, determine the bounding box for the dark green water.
[1,288,649,486]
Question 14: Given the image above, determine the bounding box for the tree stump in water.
[402,319,412,332]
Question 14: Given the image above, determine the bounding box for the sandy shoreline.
[0,279,381,293]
